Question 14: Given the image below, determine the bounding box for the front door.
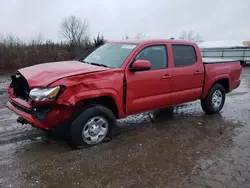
[126,44,172,114]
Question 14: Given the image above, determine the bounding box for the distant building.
[199,40,250,66]
[243,41,250,47]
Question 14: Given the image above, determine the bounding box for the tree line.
[0,15,106,71]
[0,15,203,71]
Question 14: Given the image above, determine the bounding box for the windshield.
[83,43,137,68]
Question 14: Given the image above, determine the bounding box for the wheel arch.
[80,96,119,118]
[213,78,230,93]
[58,88,125,118]
[201,76,230,99]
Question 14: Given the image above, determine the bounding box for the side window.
[135,45,167,70]
[172,45,197,67]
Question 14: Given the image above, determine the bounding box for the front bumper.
[6,97,74,130]
[6,101,51,130]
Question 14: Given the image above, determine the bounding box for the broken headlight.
[29,86,61,101]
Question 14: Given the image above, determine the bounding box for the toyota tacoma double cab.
[6,39,242,148]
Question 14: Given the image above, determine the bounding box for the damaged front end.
[10,100,52,121]
[10,72,30,101]
[7,72,73,130]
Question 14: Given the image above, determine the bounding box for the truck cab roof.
[109,39,196,46]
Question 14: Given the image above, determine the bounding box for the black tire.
[69,104,117,149]
[200,99,209,114]
[200,84,226,114]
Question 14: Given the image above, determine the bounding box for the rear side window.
[172,45,197,67]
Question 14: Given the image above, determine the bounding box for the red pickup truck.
[6,40,242,148]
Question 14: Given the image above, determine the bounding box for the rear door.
[125,44,172,114]
[171,44,204,105]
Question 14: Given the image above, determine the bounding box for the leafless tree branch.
[179,30,203,44]
[60,15,88,46]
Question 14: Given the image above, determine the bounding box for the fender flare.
[60,88,124,117]
[201,74,230,99]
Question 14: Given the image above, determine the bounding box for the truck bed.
[202,58,239,64]
[201,58,242,99]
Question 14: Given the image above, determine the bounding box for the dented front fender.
[48,69,125,118]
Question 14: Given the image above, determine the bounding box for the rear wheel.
[201,84,226,114]
[69,104,116,149]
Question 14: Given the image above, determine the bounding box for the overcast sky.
[1,0,249,42]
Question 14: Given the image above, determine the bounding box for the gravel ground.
[0,68,250,188]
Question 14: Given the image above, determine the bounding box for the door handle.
[161,74,171,79]
[193,70,202,75]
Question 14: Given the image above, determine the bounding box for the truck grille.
[11,73,30,100]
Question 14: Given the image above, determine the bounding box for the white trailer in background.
[199,40,250,66]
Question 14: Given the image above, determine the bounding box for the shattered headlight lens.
[29,86,61,101]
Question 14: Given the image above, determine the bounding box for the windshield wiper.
[82,60,108,67]
[89,62,108,67]
[82,60,90,64]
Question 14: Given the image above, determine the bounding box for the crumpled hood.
[18,60,110,87]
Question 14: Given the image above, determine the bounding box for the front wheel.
[69,104,117,149]
[201,84,226,114]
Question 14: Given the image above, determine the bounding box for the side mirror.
[129,60,151,72]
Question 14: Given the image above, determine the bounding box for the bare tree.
[0,34,3,43]
[179,30,203,44]
[93,33,106,47]
[134,33,150,39]
[3,33,21,46]
[60,15,88,46]
[122,36,130,40]
[122,33,150,40]
[31,33,44,45]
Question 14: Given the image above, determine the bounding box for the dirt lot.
[0,68,250,188]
